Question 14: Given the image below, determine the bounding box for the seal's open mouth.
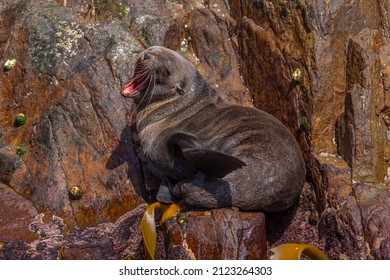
[121,61,151,97]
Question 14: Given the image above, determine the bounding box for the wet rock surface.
[1,0,390,259]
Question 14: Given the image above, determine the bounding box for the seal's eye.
[155,66,171,85]
[175,83,185,95]
[159,66,170,77]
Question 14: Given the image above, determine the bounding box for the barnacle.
[4,58,17,71]
[180,37,191,53]
[292,68,302,84]
[16,146,27,156]
[14,113,27,127]
[69,185,83,200]
[300,116,309,132]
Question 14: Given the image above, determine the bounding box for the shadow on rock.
[106,124,147,200]
[266,202,299,244]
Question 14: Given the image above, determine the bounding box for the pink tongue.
[121,81,137,96]
[121,71,148,97]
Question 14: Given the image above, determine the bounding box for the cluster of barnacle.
[9,96,83,200]
[13,113,28,156]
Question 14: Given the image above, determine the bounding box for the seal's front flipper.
[185,149,246,177]
[156,177,178,203]
[169,132,246,177]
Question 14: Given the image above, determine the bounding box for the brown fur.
[122,46,305,212]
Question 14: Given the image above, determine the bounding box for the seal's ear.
[169,132,246,177]
[175,84,185,95]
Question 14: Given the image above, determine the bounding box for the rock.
[267,183,323,252]
[2,0,390,260]
[0,204,267,260]
[29,213,67,239]
[0,1,145,228]
[354,183,390,260]
[309,155,367,259]
[231,0,390,157]
[0,204,146,260]
[231,0,314,163]
[336,29,388,183]
[60,246,104,260]
[124,0,180,49]
[237,16,298,129]
[309,0,386,154]
[230,0,390,259]
[161,208,267,260]
[0,149,21,185]
[0,183,38,242]
[182,1,249,104]
[0,0,250,229]
[0,0,259,260]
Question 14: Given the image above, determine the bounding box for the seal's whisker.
[134,69,149,78]
[135,72,152,89]
[135,64,148,71]
[140,73,156,114]
[145,73,156,109]
[135,62,149,72]
[135,64,147,70]
[134,91,148,112]
[135,72,155,112]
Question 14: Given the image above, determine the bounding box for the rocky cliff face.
[0,0,389,259]
[231,0,390,259]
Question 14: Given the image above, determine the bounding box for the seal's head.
[121,46,206,107]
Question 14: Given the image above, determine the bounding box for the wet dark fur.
[124,46,305,212]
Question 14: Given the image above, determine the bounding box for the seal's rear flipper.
[169,132,246,178]
[156,177,179,203]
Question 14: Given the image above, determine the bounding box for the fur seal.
[121,46,305,212]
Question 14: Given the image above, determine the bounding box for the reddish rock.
[60,246,103,260]
[1,0,390,260]
[0,0,250,229]
[162,208,267,260]
[230,0,390,260]
[309,155,367,259]
[0,205,267,260]
[0,183,38,242]
[29,213,68,239]
[0,204,146,260]
[354,183,390,260]
[336,29,388,183]
[0,1,147,228]
[237,16,298,128]
[183,2,248,104]
[0,0,255,260]
[231,0,390,157]
[308,0,386,154]
[231,1,314,163]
